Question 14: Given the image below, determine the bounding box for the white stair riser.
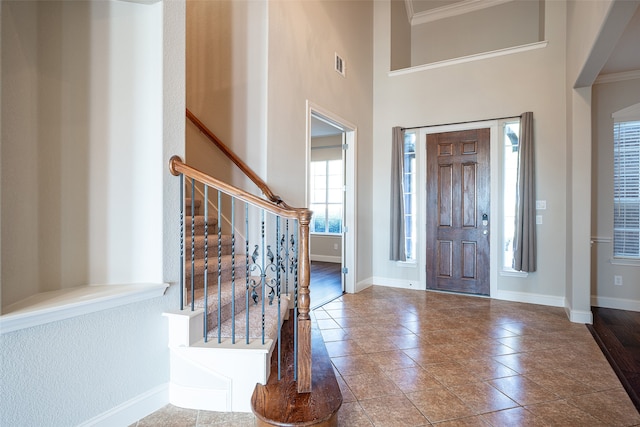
[168,345,271,412]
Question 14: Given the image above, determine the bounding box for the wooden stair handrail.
[186,109,290,209]
[170,155,313,393]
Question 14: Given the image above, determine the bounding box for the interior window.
[613,120,640,258]
[310,160,343,234]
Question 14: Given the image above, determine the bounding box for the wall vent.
[335,53,346,77]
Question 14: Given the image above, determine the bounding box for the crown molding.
[595,69,640,85]
[411,0,512,26]
[404,0,414,23]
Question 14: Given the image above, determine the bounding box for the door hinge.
[342,267,349,274]
[342,143,349,150]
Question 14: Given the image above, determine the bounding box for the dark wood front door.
[426,128,490,295]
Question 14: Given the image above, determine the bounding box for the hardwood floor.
[251,310,342,426]
[588,306,640,411]
[310,261,343,310]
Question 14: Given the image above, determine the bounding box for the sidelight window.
[403,132,417,261]
[502,121,520,270]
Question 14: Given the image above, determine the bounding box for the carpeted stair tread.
[184,254,248,277]
[185,198,202,215]
[189,279,253,330]
[185,234,235,258]
[182,198,288,347]
[207,295,290,342]
[185,216,219,234]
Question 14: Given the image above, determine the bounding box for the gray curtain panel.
[389,126,407,261]
[513,111,537,272]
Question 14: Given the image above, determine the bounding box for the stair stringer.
[163,309,278,413]
[168,341,273,413]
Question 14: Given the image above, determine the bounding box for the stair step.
[185,198,202,216]
[184,255,248,286]
[185,234,235,258]
[184,215,219,235]
[207,295,290,342]
[189,279,252,331]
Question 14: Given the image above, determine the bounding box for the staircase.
[164,197,290,413]
[169,111,342,425]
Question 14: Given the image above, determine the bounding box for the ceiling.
[600,4,640,75]
[311,116,343,138]
[406,0,640,77]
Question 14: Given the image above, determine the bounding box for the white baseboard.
[355,277,373,293]
[371,276,425,291]
[369,277,565,309]
[591,295,640,312]
[493,289,565,308]
[79,384,169,427]
[567,307,593,324]
[310,255,341,263]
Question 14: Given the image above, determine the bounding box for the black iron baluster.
[217,191,222,344]
[179,174,184,311]
[261,210,266,345]
[245,204,250,345]
[276,216,282,380]
[203,185,209,342]
[293,221,299,380]
[231,197,236,344]
[190,178,196,312]
[285,219,289,296]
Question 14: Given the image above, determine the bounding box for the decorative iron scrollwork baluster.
[249,245,260,305]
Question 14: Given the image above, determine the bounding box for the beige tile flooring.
[133,286,640,426]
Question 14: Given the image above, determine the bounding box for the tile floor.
[132,286,640,426]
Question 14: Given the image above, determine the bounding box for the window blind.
[614,120,640,258]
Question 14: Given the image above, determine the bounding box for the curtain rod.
[401,114,522,131]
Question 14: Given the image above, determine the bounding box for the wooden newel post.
[297,209,313,393]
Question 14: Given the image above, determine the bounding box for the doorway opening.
[306,102,357,308]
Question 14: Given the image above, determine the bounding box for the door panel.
[426,129,490,295]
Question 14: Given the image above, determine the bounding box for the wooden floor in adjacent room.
[310,261,343,310]
[588,306,640,411]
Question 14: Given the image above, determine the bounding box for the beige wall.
[1,1,165,307]
[390,0,411,71]
[592,78,640,308]
[373,0,569,300]
[186,0,268,196]
[410,0,541,66]
[0,2,185,424]
[267,0,374,284]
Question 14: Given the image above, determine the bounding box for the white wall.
[592,77,640,310]
[1,0,164,307]
[373,0,569,302]
[267,0,374,285]
[564,0,640,322]
[0,291,175,426]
